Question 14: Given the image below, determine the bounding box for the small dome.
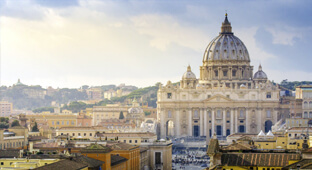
[253,64,268,80]
[182,65,196,79]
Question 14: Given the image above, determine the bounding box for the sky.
[1,0,312,88]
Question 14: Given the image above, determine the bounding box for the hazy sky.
[1,0,312,88]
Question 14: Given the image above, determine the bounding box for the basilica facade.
[157,14,281,141]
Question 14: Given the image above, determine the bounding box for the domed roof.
[203,14,250,63]
[253,64,267,80]
[182,65,196,79]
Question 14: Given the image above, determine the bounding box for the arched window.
[266,92,271,98]
[310,112,312,118]
[304,112,308,118]
[168,111,172,118]
[310,101,312,108]
[304,102,308,109]
[208,111,211,118]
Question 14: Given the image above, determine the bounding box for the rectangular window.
[223,70,227,77]
[240,110,244,118]
[266,92,271,98]
[266,110,271,118]
[84,133,86,136]
[216,110,222,119]
[155,152,161,164]
[56,121,60,125]
[62,121,64,125]
[71,121,75,125]
[1,162,3,165]
[124,140,126,143]
[167,93,172,99]
[52,121,54,125]
[67,121,69,125]
[135,140,137,143]
[232,70,236,77]
[90,133,92,136]
[129,140,132,143]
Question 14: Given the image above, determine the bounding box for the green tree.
[0,122,9,128]
[32,122,39,132]
[119,111,125,119]
[11,120,20,127]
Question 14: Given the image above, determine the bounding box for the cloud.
[266,26,302,46]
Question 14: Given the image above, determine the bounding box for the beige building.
[157,14,281,141]
[0,126,28,150]
[296,85,312,118]
[0,101,13,117]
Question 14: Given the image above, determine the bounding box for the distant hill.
[279,80,312,91]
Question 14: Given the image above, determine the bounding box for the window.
[61,133,63,135]
[304,112,308,118]
[215,70,218,77]
[71,121,75,125]
[238,125,245,133]
[167,93,172,99]
[309,112,312,118]
[72,133,75,136]
[129,140,132,143]
[78,133,81,136]
[1,162,3,165]
[266,92,271,98]
[240,110,244,118]
[62,121,64,125]
[227,121,230,123]
[223,70,227,77]
[84,133,86,136]
[168,111,172,118]
[194,110,199,118]
[52,121,54,125]
[124,140,126,143]
[155,152,161,164]
[86,123,88,126]
[207,95,211,98]
[56,121,60,125]
[240,120,244,123]
[266,110,271,118]
[232,70,236,77]
[135,140,138,143]
[67,121,69,125]
[226,111,230,117]
[217,110,222,119]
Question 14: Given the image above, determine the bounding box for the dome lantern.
[221,13,233,34]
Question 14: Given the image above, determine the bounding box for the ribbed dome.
[253,65,267,80]
[182,65,196,79]
[203,14,250,63]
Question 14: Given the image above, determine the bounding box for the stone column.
[246,109,249,133]
[230,109,234,134]
[274,109,278,124]
[257,109,262,132]
[175,109,180,137]
[204,109,207,136]
[212,109,215,135]
[188,109,192,136]
[160,108,166,139]
[200,108,204,136]
[223,109,226,136]
[235,108,238,133]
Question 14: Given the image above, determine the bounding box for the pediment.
[203,94,233,102]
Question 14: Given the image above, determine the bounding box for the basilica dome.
[202,14,250,63]
[253,65,267,80]
[182,65,196,79]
